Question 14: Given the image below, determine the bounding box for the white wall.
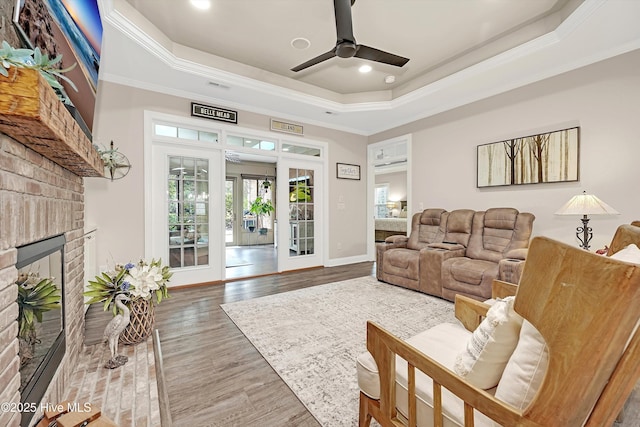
[87,50,640,273]
[370,50,640,251]
[85,82,368,270]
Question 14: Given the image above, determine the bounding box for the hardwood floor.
[84,260,639,427]
[85,262,376,426]
[225,244,277,279]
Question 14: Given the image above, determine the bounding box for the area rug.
[220,276,456,427]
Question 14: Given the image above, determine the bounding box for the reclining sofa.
[376,207,535,301]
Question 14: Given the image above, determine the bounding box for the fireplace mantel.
[0,68,104,177]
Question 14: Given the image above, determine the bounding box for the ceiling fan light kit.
[291,0,409,72]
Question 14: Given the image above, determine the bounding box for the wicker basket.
[120,298,155,345]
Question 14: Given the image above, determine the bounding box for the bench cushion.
[357,323,495,427]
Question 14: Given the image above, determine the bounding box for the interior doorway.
[367,135,411,260]
[225,156,278,279]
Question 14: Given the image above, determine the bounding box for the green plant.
[85,259,172,315]
[249,196,275,229]
[290,182,312,202]
[16,273,61,342]
[0,41,77,102]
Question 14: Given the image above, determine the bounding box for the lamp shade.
[555,191,619,216]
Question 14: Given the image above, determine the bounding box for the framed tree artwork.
[477,127,579,187]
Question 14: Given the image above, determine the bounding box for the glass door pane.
[168,156,209,268]
[288,168,314,256]
[225,178,235,245]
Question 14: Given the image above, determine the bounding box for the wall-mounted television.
[13,0,102,138]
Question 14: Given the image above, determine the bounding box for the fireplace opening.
[16,235,66,427]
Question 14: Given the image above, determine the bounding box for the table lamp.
[555,190,619,250]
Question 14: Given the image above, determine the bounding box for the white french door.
[148,143,223,286]
[145,111,328,282]
[277,157,324,272]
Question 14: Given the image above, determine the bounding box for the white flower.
[126,264,164,300]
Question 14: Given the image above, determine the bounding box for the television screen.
[13,0,102,135]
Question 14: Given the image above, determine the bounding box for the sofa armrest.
[385,235,409,244]
[380,236,408,249]
[455,295,491,331]
[365,321,523,427]
[419,246,467,297]
[376,238,409,280]
[376,238,407,258]
[498,258,526,284]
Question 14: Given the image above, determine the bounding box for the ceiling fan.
[291,0,409,72]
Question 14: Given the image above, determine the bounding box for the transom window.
[154,124,218,143]
[282,143,321,157]
[227,135,276,151]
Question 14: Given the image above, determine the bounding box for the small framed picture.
[336,163,360,180]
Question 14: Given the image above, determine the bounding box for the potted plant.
[249,196,275,235]
[0,41,77,102]
[85,259,172,344]
[289,182,312,202]
[16,273,61,365]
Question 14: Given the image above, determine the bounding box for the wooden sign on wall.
[271,119,304,135]
[191,103,237,124]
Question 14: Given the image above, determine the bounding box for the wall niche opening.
[16,234,66,427]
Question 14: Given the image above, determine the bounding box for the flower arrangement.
[85,259,171,315]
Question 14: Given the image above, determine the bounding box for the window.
[154,124,219,143]
[242,176,275,231]
[227,135,276,152]
[374,184,389,218]
[282,143,321,157]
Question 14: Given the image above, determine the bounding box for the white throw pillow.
[454,296,523,389]
[495,320,549,410]
[610,243,640,264]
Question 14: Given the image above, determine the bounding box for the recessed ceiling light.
[291,38,311,50]
[190,0,211,10]
[384,75,396,84]
[359,64,372,73]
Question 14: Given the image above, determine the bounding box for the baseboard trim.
[324,254,371,267]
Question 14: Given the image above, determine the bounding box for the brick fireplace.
[0,68,103,426]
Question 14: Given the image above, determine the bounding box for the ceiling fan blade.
[354,45,410,67]
[291,48,337,72]
[334,0,355,43]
